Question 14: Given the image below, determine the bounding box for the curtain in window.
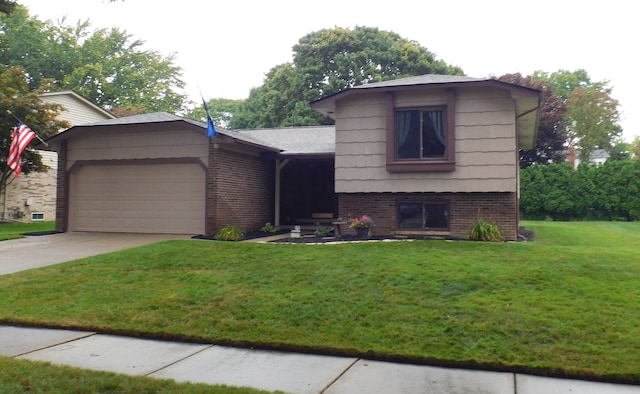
[425,111,446,145]
[396,111,412,147]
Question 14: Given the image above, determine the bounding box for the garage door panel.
[70,163,205,234]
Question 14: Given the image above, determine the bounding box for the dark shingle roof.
[236,126,335,155]
[89,112,179,125]
[54,112,333,155]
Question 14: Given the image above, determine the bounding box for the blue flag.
[202,98,217,137]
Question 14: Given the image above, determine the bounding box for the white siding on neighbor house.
[40,93,113,128]
[333,87,518,193]
[66,127,209,170]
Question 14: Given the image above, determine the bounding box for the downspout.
[274,158,290,227]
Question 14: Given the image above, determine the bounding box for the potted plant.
[350,215,374,238]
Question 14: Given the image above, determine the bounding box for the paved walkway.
[1,325,639,393]
[0,232,190,275]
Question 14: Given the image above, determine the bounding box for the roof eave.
[516,96,542,150]
[34,119,282,154]
[310,78,541,118]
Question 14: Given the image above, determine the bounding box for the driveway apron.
[0,232,189,275]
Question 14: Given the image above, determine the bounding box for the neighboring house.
[39,74,541,241]
[568,146,610,168]
[1,91,115,222]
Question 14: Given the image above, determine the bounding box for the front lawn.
[0,221,55,240]
[0,221,639,383]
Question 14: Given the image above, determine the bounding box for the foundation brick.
[339,192,518,241]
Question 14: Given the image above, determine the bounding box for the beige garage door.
[69,162,205,234]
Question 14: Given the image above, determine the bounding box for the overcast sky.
[20,0,637,141]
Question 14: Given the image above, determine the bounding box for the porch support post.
[274,158,290,227]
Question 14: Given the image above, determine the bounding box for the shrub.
[520,160,640,221]
[468,219,504,242]
[260,222,277,233]
[214,225,245,241]
[314,227,332,236]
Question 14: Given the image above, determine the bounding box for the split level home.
[38,74,541,241]
[1,91,115,222]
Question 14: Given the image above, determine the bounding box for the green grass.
[0,357,277,393]
[0,221,55,240]
[0,221,639,383]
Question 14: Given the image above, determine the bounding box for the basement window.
[31,212,45,221]
[397,202,449,231]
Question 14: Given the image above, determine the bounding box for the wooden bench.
[296,213,335,225]
[296,213,348,237]
[332,220,348,237]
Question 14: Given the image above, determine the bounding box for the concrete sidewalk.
[1,325,639,394]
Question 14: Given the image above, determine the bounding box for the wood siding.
[334,87,518,193]
[40,93,113,127]
[66,125,209,170]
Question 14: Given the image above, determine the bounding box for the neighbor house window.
[397,202,449,231]
[31,212,45,221]
[395,108,446,159]
[385,89,456,172]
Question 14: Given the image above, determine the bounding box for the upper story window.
[386,89,456,173]
[396,108,446,160]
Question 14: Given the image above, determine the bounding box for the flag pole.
[8,111,48,147]
[197,88,217,138]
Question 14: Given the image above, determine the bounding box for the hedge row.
[520,160,640,221]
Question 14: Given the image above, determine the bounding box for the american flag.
[7,122,36,177]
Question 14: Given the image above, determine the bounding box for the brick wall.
[339,192,518,241]
[206,145,274,236]
[55,141,68,232]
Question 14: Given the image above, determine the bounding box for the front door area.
[279,159,336,225]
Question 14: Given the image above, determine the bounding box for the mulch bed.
[198,227,535,243]
[192,229,290,241]
[267,226,535,243]
[23,231,64,236]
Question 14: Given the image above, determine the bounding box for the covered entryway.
[68,161,206,234]
[278,159,337,225]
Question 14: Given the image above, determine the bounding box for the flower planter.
[355,227,370,239]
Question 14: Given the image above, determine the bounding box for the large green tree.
[0,67,68,197]
[185,98,244,129]
[0,0,16,14]
[0,6,187,113]
[229,26,463,129]
[533,69,598,101]
[632,136,640,159]
[498,73,568,168]
[566,86,621,161]
[533,69,621,162]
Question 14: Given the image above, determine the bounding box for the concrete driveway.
[0,232,191,276]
